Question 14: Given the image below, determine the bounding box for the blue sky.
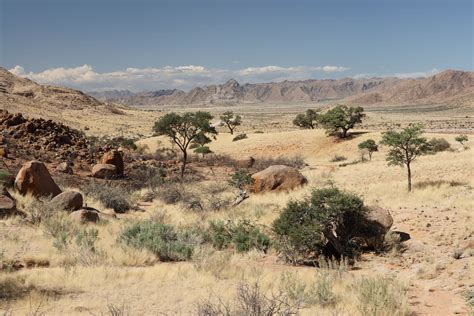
[1,0,472,91]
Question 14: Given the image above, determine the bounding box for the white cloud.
[8,64,350,92]
[352,68,442,80]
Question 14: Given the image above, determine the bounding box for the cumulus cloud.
[8,64,350,92]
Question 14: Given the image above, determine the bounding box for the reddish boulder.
[14,161,61,197]
[100,150,124,175]
[51,191,83,211]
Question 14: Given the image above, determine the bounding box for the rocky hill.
[90,70,474,107]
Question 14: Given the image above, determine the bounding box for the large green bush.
[272,187,366,264]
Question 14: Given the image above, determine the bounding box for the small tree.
[358,139,378,161]
[293,109,319,129]
[153,112,217,177]
[190,133,214,158]
[455,134,468,146]
[319,105,365,138]
[380,124,430,192]
[220,111,242,135]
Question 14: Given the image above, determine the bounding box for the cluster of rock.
[0,110,103,164]
[0,160,107,223]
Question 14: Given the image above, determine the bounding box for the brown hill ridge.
[0,67,106,110]
[90,70,474,107]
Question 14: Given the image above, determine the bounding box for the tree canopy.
[319,105,365,138]
[153,111,217,177]
[220,111,242,135]
[380,124,430,191]
[293,109,319,129]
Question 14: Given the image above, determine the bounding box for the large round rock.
[100,150,124,176]
[251,165,307,193]
[51,191,83,211]
[356,206,394,249]
[14,161,61,197]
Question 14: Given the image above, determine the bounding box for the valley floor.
[1,128,473,315]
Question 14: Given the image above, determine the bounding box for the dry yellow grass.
[1,127,473,315]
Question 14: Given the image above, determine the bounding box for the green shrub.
[229,171,254,189]
[455,134,468,146]
[43,213,76,251]
[0,169,13,188]
[272,187,365,264]
[232,133,248,142]
[119,221,203,261]
[83,184,131,213]
[208,219,270,253]
[330,154,347,162]
[428,137,451,153]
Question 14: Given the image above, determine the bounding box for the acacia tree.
[153,112,217,177]
[293,109,319,129]
[319,105,365,138]
[220,111,242,135]
[380,124,430,192]
[190,133,214,158]
[358,139,378,160]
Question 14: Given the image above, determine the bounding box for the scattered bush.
[253,155,306,170]
[455,134,468,146]
[232,133,248,142]
[119,221,205,261]
[330,154,347,162]
[208,219,270,253]
[83,183,131,213]
[413,180,466,189]
[353,276,409,316]
[254,130,264,134]
[272,187,366,264]
[43,213,76,251]
[428,137,451,153]
[0,169,13,187]
[196,280,302,316]
[156,182,184,204]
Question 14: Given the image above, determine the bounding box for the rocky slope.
[90,70,474,107]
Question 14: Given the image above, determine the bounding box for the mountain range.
[89,70,474,107]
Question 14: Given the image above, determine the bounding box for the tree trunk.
[323,229,346,257]
[180,150,187,178]
[369,152,372,160]
[407,162,412,192]
[341,128,348,138]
